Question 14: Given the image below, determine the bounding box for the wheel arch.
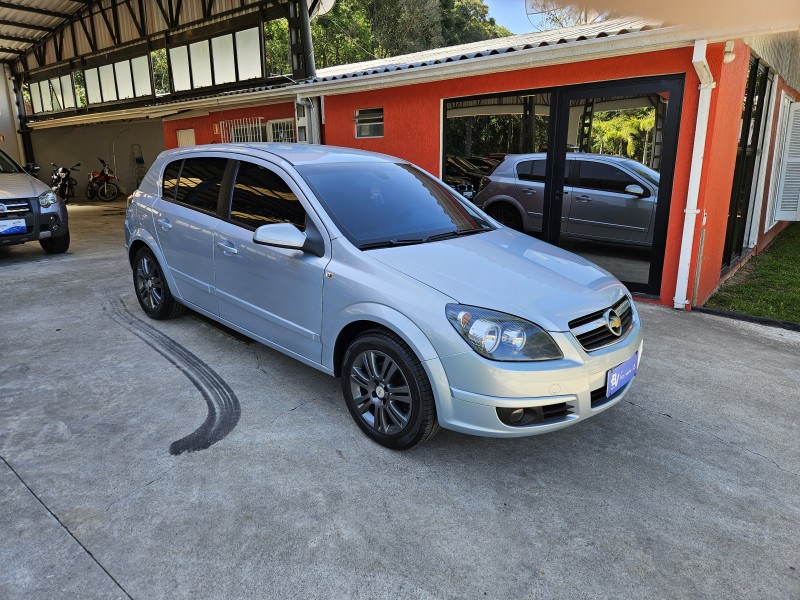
[127,228,183,302]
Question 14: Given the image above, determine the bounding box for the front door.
[152,156,228,314]
[213,159,328,364]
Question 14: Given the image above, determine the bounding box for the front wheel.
[132,247,185,320]
[40,230,70,254]
[98,182,119,202]
[341,330,439,450]
[486,203,523,231]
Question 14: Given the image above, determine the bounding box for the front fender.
[323,303,453,416]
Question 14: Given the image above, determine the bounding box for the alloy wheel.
[349,350,413,435]
[135,255,163,311]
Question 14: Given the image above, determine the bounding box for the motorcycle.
[50,162,80,203]
[86,158,121,202]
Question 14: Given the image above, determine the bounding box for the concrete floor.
[1,202,798,600]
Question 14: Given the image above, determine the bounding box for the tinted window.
[516,160,546,182]
[161,160,182,201]
[577,161,637,193]
[229,161,305,230]
[296,162,492,247]
[623,159,660,187]
[0,149,23,174]
[174,157,227,212]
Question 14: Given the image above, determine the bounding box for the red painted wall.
[162,102,296,149]
[322,46,751,307]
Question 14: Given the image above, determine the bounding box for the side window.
[161,160,182,201]
[229,161,306,231]
[577,161,637,193]
[175,157,227,213]
[516,161,533,181]
[516,160,550,183]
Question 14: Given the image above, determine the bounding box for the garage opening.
[443,76,684,297]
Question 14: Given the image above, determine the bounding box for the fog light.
[509,408,525,423]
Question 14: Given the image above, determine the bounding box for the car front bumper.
[430,308,644,437]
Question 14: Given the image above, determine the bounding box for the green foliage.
[445,114,549,157]
[705,224,800,324]
[588,108,656,163]
[265,19,291,76]
[150,49,170,96]
[311,0,374,67]
[442,0,513,45]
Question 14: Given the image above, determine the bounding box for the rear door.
[213,159,328,363]
[513,158,571,234]
[566,158,654,243]
[152,156,228,314]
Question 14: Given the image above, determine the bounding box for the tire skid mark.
[106,296,241,455]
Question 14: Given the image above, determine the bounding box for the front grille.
[569,296,634,352]
[0,198,33,218]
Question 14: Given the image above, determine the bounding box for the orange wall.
[687,41,750,306]
[322,47,744,306]
[162,102,296,149]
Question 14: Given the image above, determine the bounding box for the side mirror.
[253,223,307,251]
[625,184,646,197]
[25,163,40,174]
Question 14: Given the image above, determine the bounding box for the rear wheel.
[39,230,70,254]
[132,247,184,320]
[98,182,119,202]
[486,203,523,231]
[341,330,439,450]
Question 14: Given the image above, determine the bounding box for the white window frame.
[354,107,384,139]
[745,69,777,248]
[176,128,196,147]
[266,118,296,143]
[765,92,797,229]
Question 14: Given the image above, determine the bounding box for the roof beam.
[0,46,24,55]
[0,32,40,44]
[0,18,51,33]
[0,1,71,19]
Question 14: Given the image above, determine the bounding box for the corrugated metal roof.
[0,0,84,62]
[308,17,660,83]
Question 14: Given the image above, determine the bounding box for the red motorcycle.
[86,158,121,201]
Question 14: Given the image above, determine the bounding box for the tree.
[526,1,610,30]
[441,0,512,46]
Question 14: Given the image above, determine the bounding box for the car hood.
[369,229,628,332]
[0,173,50,199]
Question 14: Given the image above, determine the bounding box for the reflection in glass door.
[545,78,684,295]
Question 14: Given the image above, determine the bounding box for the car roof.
[158,143,406,167]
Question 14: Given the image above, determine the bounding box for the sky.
[483,0,541,35]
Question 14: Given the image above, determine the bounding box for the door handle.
[575,195,593,203]
[157,217,172,231]
[216,241,238,255]
[522,188,536,195]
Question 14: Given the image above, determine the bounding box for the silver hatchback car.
[124,144,642,450]
[473,153,659,246]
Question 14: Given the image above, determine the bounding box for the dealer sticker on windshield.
[606,352,638,397]
[0,219,26,235]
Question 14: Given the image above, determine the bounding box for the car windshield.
[296,162,494,249]
[623,159,660,187]
[0,150,23,174]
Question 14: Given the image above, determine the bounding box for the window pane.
[235,28,262,80]
[131,56,152,97]
[30,82,43,113]
[190,41,212,88]
[230,162,305,230]
[73,71,87,107]
[170,46,191,91]
[162,160,182,202]
[151,49,170,96]
[85,68,102,104]
[175,157,227,213]
[115,61,134,99]
[60,75,75,108]
[99,64,117,101]
[211,35,236,84]
[50,78,63,111]
[40,81,53,112]
[577,161,636,193]
[269,119,296,143]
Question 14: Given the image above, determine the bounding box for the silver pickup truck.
[0,148,70,254]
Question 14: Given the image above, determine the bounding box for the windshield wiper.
[358,238,426,250]
[423,227,490,243]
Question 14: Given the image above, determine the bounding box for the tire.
[341,329,439,450]
[39,230,70,254]
[486,203,523,231]
[132,247,185,320]
[86,183,96,199]
[98,182,119,202]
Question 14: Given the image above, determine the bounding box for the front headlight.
[446,304,563,362]
[38,191,57,208]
